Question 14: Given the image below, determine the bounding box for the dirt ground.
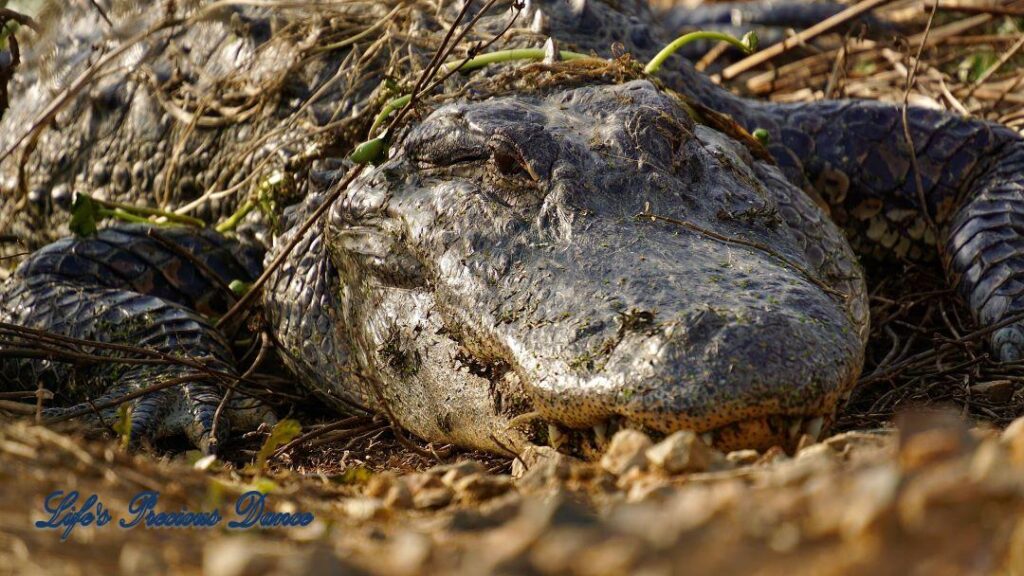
[3,0,1024,574]
[4,412,1024,575]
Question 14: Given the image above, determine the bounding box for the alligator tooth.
[700,432,714,447]
[787,419,802,440]
[804,416,824,442]
[548,424,565,448]
[593,422,608,446]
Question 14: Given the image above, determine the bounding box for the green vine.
[644,31,758,75]
[70,194,204,236]
[350,30,757,166]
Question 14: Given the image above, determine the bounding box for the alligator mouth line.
[507,411,832,458]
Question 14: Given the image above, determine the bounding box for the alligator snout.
[337,80,866,452]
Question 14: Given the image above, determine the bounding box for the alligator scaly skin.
[0,0,1022,453]
[0,225,271,451]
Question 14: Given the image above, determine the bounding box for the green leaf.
[248,477,279,494]
[741,31,759,53]
[333,466,373,485]
[752,128,771,144]
[69,194,99,237]
[112,403,132,449]
[349,137,387,165]
[229,279,253,297]
[255,418,302,473]
[958,52,997,83]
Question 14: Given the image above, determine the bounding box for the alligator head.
[272,79,867,454]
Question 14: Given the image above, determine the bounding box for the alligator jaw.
[327,80,866,456]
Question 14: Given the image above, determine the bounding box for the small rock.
[449,494,522,531]
[600,429,653,476]
[797,442,836,461]
[969,439,1018,489]
[385,532,433,575]
[530,526,602,574]
[413,486,454,509]
[365,472,398,498]
[455,473,513,502]
[1003,416,1024,443]
[758,446,789,466]
[342,497,386,521]
[899,428,968,471]
[203,539,279,576]
[120,542,167,575]
[405,472,444,492]
[1001,416,1024,464]
[431,460,486,486]
[645,431,718,474]
[823,430,893,454]
[726,449,760,466]
[576,535,645,576]
[384,482,414,509]
[280,546,363,576]
[512,445,575,479]
[971,380,1015,403]
[626,476,673,502]
[839,464,900,536]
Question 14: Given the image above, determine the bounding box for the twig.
[720,0,896,80]
[900,0,939,233]
[0,16,185,167]
[935,1,1024,16]
[146,228,238,304]
[43,375,209,424]
[86,0,114,27]
[0,8,39,32]
[215,164,365,330]
[965,33,1024,99]
[210,331,271,446]
[272,415,372,458]
[861,308,1024,384]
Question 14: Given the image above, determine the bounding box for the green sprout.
[229,279,253,297]
[350,49,594,165]
[349,136,388,165]
[69,193,205,236]
[645,31,758,75]
[447,48,593,74]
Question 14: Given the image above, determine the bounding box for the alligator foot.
[0,225,275,453]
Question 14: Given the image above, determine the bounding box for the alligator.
[0,0,1022,455]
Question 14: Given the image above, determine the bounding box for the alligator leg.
[0,224,274,452]
[741,99,1024,361]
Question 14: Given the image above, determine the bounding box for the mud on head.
[330,79,866,452]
